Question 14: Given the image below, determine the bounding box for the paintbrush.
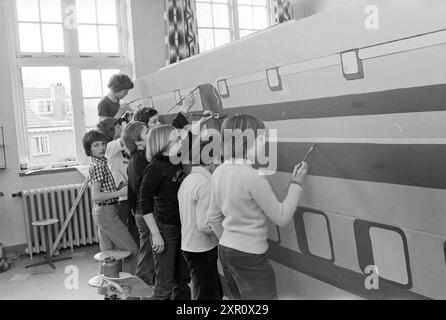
[117,170,128,190]
[167,86,200,113]
[283,143,316,192]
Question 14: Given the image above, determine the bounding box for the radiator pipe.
[12,191,23,198]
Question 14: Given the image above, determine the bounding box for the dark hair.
[123,121,146,154]
[82,130,108,157]
[132,107,158,125]
[97,117,120,142]
[108,73,134,92]
[220,114,266,160]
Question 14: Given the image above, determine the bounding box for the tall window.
[9,0,131,169]
[196,0,272,52]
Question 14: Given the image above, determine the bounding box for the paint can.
[101,256,119,278]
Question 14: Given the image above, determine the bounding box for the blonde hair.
[145,124,175,161]
[221,114,266,160]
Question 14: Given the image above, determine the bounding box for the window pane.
[18,23,42,52]
[40,0,62,22]
[251,0,267,5]
[81,70,102,97]
[97,0,117,24]
[213,0,228,3]
[198,28,214,52]
[98,25,119,52]
[16,0,39,22]
[238,6,253,29]
[42,24,64,52]
[214,29,230,48]
[78,25,99,52]
[21,67,76,166]
[196,3,213,28]
[101,69,120,96]
[370,228,409,285]
[212,4,229,28]
[238,0,252,4]
[252,6,268,29]
[76,0,97,23]
[240,29,254,38]
[83,98,101,129]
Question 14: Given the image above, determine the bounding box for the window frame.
[31,135,51,156]
[13,0,68,57]
[196,0,274,53]
[6,0,134,171]
[75,0,125,57]
[33,99,54,114]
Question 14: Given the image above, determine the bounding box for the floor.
[0,244,103,300]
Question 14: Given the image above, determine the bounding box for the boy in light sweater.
[207,114,308,300]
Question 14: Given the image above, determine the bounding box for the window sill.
[19,164,89,177]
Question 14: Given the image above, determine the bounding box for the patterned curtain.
[273,0,292,23]
[165,0,200,65]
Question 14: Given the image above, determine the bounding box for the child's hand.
[151,233,165,253]
[199,111,214,125]
[117,186,127,197]
[179,92,195,113]
[117,180,128,191]
[119,103,131,114]
[291,161,308,185]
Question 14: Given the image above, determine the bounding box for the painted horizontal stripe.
[270,142,446,189]
[268,173,446,238]
[267,241,429,300]
[146,27,446,99]
[222,84,446,120]
[360,29,446,60]
[150,43,446,115]
[265,111,446,141]
[275,138,446,144]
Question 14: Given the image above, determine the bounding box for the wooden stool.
[94,249,131,275]
[26,219,72,269]
[93,249,132,299]
[94,249,131,262]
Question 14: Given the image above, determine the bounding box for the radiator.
[21,184,98,258]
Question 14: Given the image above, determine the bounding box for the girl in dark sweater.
[138,124,190,300]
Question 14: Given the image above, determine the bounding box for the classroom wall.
[130,0,166,78]
[0,0,167,250]
[290,0,354,19]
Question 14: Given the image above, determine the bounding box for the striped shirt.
[89,156,117,205]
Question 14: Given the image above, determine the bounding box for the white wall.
[0,0,167,249]
[130,0,166,78]
[290,0,354,19]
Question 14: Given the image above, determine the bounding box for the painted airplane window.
[303,212,333,260]
[16,0,64,53]
[369,227,409,285]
